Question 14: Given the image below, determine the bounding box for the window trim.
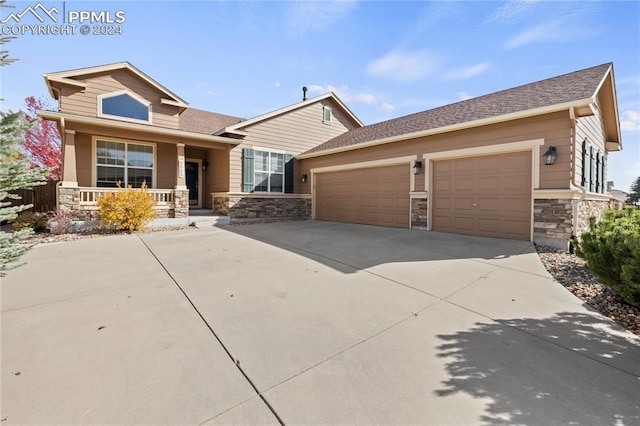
[323,105,333,124]
[253,148,285,194]
[97,90,153,124]
[92,136,157,188]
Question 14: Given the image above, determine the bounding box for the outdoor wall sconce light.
[202,161,209,171]
[301,174,308,183]
[543,146,557,165]
[413,160,423,175]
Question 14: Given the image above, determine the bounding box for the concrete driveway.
[2,221,639,425]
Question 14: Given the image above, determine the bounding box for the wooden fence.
[9,180,59,212]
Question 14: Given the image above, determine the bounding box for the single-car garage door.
[432,151,532,240]
[315,165,410,228]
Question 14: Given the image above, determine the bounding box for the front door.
[185,160,200,207]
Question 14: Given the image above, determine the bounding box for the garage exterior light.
[413,160,423,175]
[543,146,557,165]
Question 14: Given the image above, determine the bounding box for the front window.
[254,150,284,193]
[100,92,150,122]
[96,140,154,188]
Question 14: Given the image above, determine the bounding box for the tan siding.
[58,70,180,129]
[229,99,359,193]
[75,133,93,187]
[210,149,230,193]
[299,111,573,193]
[156,143,176,189]
[575,97,607,189]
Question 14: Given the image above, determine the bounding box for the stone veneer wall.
[533,199,573,247]
[411,197,427,229]
[575,199,609,237]
[174,189,189,218]
[213,195,311,220]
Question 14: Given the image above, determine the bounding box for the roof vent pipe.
[302,86,308,101]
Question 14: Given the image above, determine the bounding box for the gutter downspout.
[56,117,65,212]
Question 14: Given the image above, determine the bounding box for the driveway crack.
[136,234,285,425]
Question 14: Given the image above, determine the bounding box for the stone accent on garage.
[212,193,311,221]
[411,196,428,230]
[533,199,573,249]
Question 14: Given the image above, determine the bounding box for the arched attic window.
[98,91,151,123]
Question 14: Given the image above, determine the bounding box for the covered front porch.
[40,110,241,223]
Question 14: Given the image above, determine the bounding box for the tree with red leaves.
[21,96,61,180]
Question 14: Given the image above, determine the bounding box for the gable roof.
[299,63,618,158]
[43,61,189,109]
[221,92,363,136]
[179,108,243,135]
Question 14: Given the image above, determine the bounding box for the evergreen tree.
[628,176,640,206]
[0,111,49,276]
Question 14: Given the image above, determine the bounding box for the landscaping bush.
[47,208,75,235]
[12,211,48,233]
[576,207,640,307]
[97,182,157,233]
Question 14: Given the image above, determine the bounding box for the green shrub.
[97,182,157,233]
[576,207,640,307]
[13,211,48,233]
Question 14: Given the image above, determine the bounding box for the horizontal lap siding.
[299,111,572,193]
[575,98,607,189]
[230,99,359,192]
[75,133,92,187]
[59,70,180,129]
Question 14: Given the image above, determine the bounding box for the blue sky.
[1,0,639,191]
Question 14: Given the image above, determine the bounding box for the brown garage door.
[432,151,532,240]
[315,165,410,228]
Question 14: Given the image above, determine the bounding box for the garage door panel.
[433,151,531,240]
[315,164,410,228]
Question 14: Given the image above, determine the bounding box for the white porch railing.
[79,187,175,206]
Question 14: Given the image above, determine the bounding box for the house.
[40,62,622,249]
[39,62,362,223]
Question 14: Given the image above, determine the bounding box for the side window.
[243,148,294,194]
[323,106,332,124]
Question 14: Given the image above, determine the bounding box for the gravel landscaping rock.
[536,245,640,337]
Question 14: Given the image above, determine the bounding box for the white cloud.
[288,1,356,34]
[307,84,376,105]
[378,102,395,112]
[274,82,281,87]
[621,110,640,132]
[444,63,490,80]
[366,49,442,83]
[457,92,473,101]
[489,0,540,23]
[205,90,215,96]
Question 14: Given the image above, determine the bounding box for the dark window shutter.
[589,146,595,192]
[243,148,255,193]
[595,152,600,194]
[284,154,294,194]
[581,140,588,187]
[600,155,606,193]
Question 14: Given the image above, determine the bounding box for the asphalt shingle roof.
[303,63,611,155]
[179,108,243,135]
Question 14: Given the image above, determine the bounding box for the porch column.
[61,129,78,187]
[176,143,187,190]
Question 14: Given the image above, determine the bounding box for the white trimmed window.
[98,91,151,123]
[96,140,154,188]
[323,106,332,124]
[254,150,284,193]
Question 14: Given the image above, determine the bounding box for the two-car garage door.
[313,151,532,240]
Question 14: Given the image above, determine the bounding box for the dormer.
[43,62,188,129]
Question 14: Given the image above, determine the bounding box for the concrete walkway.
[1,221,639,425]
